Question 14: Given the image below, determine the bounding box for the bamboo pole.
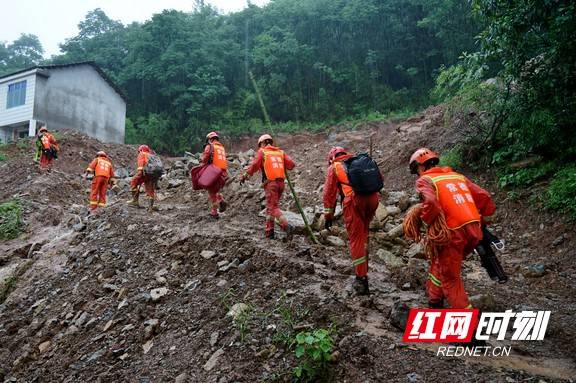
[249,71,319,244]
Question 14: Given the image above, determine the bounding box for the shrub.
[497,161,556,189]
[0,200,22,241]
[547,165,576,220]
[293,329,334,382]
[440,145,463,170]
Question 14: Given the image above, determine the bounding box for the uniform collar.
[421,166,452,176]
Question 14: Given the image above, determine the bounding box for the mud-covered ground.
[0,108,574,382]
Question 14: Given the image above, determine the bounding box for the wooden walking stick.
[249,71,319,244]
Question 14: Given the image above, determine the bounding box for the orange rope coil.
[403,203,451,259]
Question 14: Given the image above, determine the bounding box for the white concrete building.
[0,62,126,144]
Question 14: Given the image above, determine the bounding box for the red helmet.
[328,146,348,164]
[206,131,219,141]
[138,145,150,153]
[258,134,273,146]
[38,126,47,133]
[409,148,439,174]
[96,151,107,157]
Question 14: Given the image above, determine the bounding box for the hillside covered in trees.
[1,0,575,216]
[2,0,483,152]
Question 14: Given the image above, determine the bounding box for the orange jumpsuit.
[323,155,380,277]
[131,152,156,198]
[39,132,59,170]
[416,166,496,308]
[245,145,295,235]
[86,157,115,210]
[202,142,228,216]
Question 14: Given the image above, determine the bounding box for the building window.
[7,80,27,108]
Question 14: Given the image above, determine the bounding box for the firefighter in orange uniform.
[128,145,158,211]
[240,134,295,238]
[323,147,380,295]
[409,148,496,308]
[202,132,228,219]
[37,126,59,171]
[85,151,116,210]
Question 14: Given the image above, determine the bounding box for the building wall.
[34,65,126,143]
[0,73,36,128]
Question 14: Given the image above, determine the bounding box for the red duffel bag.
[191,164,224,190]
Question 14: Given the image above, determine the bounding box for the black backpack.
[343,153,383,194]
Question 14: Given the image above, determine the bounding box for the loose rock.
[150,287,169,302]
[203,348,224,371]
[390,301,410,331]
[522,264,546,278]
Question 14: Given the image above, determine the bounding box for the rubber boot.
[265,220,275,239]
[284,223,295,236]
[127,190,140,207]
[148,198,159,212]
[219,198,227,213]
[429,300,444,308]
[353,276,370,296]
[279,218,294,236]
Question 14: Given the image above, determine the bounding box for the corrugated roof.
[0,61,127,102]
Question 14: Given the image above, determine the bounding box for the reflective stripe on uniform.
[429,273,442,287]
[98,203,106,207]
[352,256,367,266]
[137,166,144,171]
[324,207,333,214]
[89,201,98,206]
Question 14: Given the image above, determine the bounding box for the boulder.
[326,236,346,247]
[38,341,51,353]
[150,287,169,302]
[227,303,249,320]
[386,224,404,239]
[385,205,401,216]
[374,203,389,222]
[522,264,546,278]
[167,179,185,189]
[469,294,497,311]
[203,348,224,371]
[377,249,404,268]
[390,301,410,331]
[200,250,216,259]
[405,243,425,259]
[386,191,407,205]
[115,167,130,179]
[274,211,315,234]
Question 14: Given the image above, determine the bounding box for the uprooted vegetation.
[0,199,22,241]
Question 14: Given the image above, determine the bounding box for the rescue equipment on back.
[342,153,383,194]
[144,154,164,179]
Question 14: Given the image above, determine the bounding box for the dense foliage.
[0,1,482,153]
[433,0,576,218]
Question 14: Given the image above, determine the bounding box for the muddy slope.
[0,110,574,383]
